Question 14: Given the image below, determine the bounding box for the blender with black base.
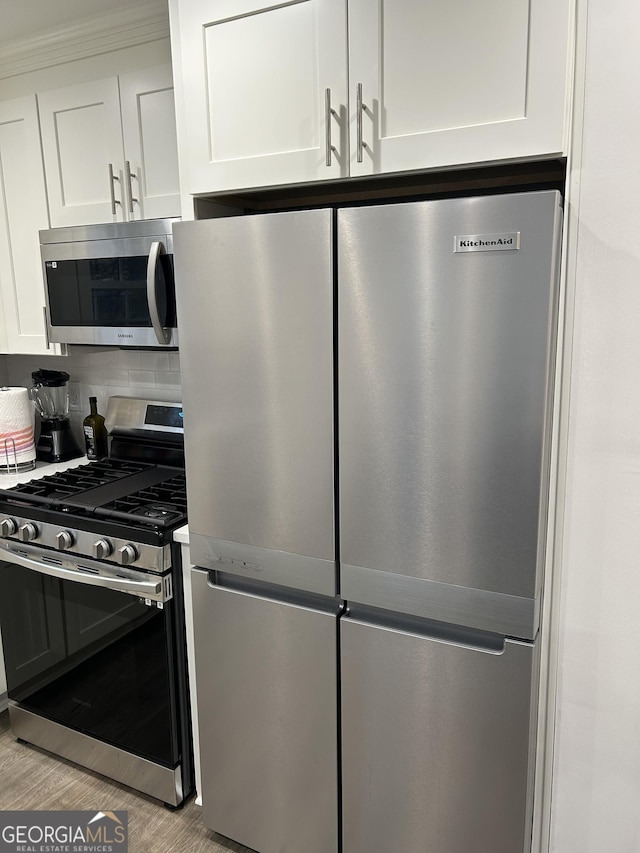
[30,370,83,463]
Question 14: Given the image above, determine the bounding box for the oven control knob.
[55,530,75,550]
[0,518,18,537]
[117,544,138,566]
[92,539,112,560]
[18,523,38,542]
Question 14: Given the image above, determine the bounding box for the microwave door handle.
[147,240,172,345]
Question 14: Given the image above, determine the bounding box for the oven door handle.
[147,240,172,346]
[0,545,164,600]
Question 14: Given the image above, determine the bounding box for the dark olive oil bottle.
[83,396,107,460]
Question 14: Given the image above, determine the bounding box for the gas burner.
[140,504,182,520]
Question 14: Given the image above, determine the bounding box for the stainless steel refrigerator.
[174,190,562,853]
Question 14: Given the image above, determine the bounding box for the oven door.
[0,556,181,770]
[42,234,178,348]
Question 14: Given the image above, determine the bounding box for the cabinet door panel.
[38,78,125,226]
[119,64,181,219]
[349,0,572,176]
[63,583,144,656]
[0,96,55,354]
[178,0,348,193]
[0,562,66,694]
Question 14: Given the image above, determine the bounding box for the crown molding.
[0,2,170,80]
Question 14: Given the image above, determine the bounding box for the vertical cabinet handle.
[125,161,139,215]
[325,88,337,167]
[356,83,366,163]
[146,241,172,346]
[108,163,121,215]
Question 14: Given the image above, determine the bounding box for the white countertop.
[0,456,88,489]
[174,523,190,545]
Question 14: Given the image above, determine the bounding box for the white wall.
[550,1,640,849]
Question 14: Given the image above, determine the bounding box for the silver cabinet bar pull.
[325,88,336,167]
[125,160,138,215]
[108,163,121,215]
[147,241,172,345]
[356,83,366,163]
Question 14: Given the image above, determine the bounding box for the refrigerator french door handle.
[0,544,164,600]
[147,241,172,345]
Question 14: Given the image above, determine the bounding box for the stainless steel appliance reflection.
[174,191,563,853]
[0,397,192,807]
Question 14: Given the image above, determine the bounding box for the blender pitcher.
[30,369,83,462]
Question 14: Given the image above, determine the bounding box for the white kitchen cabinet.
[38,65,181,227]
[174,0,349,193]
[172,0,573,195]
[119,65,181,220]
[0,96,58,355]
[348,0,572,177]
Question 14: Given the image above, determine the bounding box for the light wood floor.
[0,710,254,853]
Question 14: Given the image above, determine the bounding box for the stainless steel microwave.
[40,219,180,348]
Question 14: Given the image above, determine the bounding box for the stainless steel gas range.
[0,397,193,808]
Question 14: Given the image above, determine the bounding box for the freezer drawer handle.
[343,608,507,654]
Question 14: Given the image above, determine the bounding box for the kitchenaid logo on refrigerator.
[454,232,521,253]
[0,810,128,853]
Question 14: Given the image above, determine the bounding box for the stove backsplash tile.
[0,348,181,447]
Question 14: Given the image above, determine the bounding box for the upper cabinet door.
[0,96,57,355]
[177,0,349,193]
[348,0,573,177]
[119,64,181,220]
[38,77,126,226]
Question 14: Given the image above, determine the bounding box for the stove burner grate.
[96,473,187,527]
[2,460,152,505]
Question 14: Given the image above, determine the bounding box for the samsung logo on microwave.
[454,232,520,253]
[118,333,134,339]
